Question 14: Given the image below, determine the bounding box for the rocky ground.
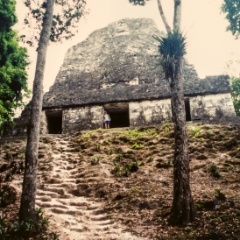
[1,123,240,239]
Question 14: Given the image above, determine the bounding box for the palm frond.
[154,31,187,58]
[153,31,187,81]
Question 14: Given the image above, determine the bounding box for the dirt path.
[36,135,142,240]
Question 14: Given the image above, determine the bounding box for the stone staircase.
[35,135,142,240]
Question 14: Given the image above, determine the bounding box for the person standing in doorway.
[103,111,111,129]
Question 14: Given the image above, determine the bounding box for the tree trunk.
[173,0,181,32]
[155,0,196,225]
[157,0,171,34]
[169,57,196,225]
[19,0,54,221]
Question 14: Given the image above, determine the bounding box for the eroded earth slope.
[1,123,240,239]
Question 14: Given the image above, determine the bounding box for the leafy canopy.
[222,0,240,38]
[231,77,240,116]
[0,0,29,130]
[129,0,150,5]
[0,0,17,30]
[22,0,87,45]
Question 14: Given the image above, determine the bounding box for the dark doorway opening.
[46,110,62,134]
[184,98,191,121]
[104,102,129,128]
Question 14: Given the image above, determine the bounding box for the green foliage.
[112,163,120,174]
[113,153,123,163]
[163,119,171,133]
[209,164,221,178]
[162,181,169,187]
[215,189,226,201]
[223,162,234,172]
[125,129,143,140]
[96,128,103,133]
[206,129,212,134]
[109,147,114,155]
[91,156,101,165]
[112,161,138,177]
[132,142,144,149]
[0,208,59,239]
[0,0,17,31]
[104,139,110,144]
[22,0,87,45]
[147,156,153,162]
[112,152,139,177]
[231,77,240,116]
[50,231,60,240]
[128,0,149,5]
[153,31,187,82]
[188,126,201,138]
[83,130,97,139]
[95,143,100,151]
[0,0,29,133]
[145,128,157,136]
[221,0,240,38]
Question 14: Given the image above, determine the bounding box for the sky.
[16,0,240,93]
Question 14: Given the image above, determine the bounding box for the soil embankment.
[1,123,240,239]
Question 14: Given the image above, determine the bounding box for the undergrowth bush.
[188,126,201,138]
[125,130,143,140]
[112,159,139,177]
[209,164,221,178]
[215,189,226,201]
[0,185,17,207]
[0,208,60,240]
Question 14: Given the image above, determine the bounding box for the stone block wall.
[62,105,103,133]
[129,99,172,126]
[190,93,236,121]
[40,93,237,134]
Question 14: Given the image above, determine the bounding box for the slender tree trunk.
[156,0,171,34]
[173,0,181,31]
[169,0,196,225]
[157,0,196,224]
[19,0,54,221]
[169,57,196,225]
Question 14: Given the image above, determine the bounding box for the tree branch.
[157,0,172,33]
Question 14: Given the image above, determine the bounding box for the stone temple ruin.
[28,18,237,134]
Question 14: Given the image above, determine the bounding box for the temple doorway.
[46,110,62,134]
[103,102,129,128]
[184,98,191,121]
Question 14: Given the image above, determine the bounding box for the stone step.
[36,195,52,202]
[41,186,66,195]
[37,190,60,198]
[36,202,69,209]
[69,226,90,233]
[89,219,115,226]
[33,135,144,240]
[44,183,76,189]
[50,208,83,216]
[90,215,111,221]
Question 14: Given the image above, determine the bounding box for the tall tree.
[222,0,240,39]
[0,0,29,134]
[129,0,196,224]
[231,77,240,116]
[19,0,86,221]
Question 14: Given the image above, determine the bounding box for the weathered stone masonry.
[129,99,172,127]
[39,18,236,134]
[190,93,235,121]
